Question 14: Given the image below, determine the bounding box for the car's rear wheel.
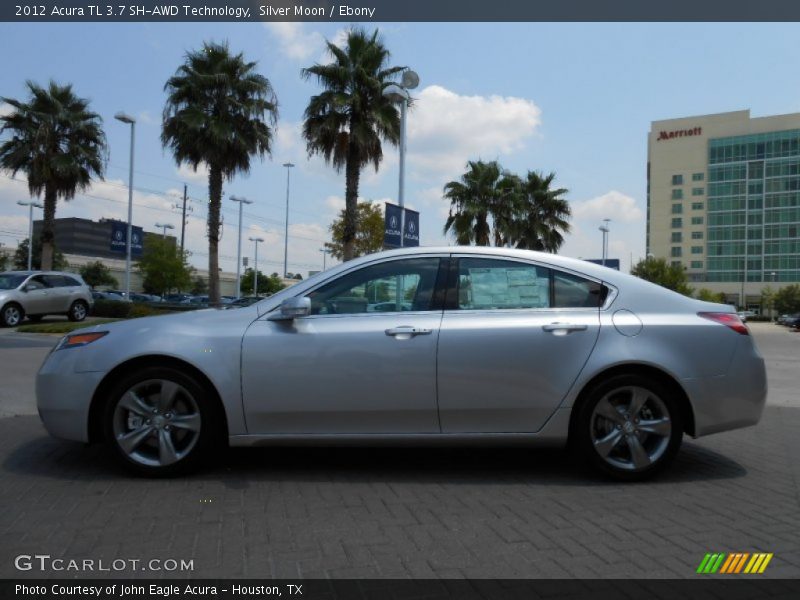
[1,303,24,327]
[103,367,216,476]
[575,374,683,481]
[68,300,88,322]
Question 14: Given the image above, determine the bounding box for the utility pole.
[180,184,187,255]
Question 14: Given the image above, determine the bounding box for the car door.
[43,275,73,313]
[437,256,602,433]
[21,275,55,315]
[241,256,446,434]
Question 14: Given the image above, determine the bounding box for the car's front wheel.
[103,367,217,476]
[1,303,24,327]
[574,374,683,481]
[68,300,88,322]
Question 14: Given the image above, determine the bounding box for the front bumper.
[36,347,105,443]
[684,336,767,437]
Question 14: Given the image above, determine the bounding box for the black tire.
[67,300,89,322]
[27,315,44,323]
[102,366,219,477]
[1,303,24,327]
[573,374,683,481]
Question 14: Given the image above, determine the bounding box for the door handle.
[542,322,588,334]
[385,326,433,338]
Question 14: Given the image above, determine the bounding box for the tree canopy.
[630,257,693,296]
[325,201,385,260]
[162,41,278,304]
[0,81,107,270]
[302,28,404,260]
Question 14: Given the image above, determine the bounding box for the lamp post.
[249,236,264,296]
[282,163,294,278]
[231,196,253,298]
[155,223,174,238]
[320,247,330,271]
[382,71,419,243]
[17,200,43,271]
[115,112,136,299]
[599,219,611,266]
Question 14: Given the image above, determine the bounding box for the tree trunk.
[207,166,223,306]
[342,140,361,262]
[40,185,57,271]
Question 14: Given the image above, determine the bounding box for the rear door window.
[553,270,605,308]
[455,258,550,310]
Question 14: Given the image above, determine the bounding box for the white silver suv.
[0,271,94,327]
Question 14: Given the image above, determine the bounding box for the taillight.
[698,312,749,335]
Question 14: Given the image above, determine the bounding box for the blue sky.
[3,22,800,275]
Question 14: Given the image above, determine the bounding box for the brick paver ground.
[0,325,798,579]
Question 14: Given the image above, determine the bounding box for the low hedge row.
[91,299,174,319]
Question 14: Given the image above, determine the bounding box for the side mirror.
[267,296,311,321]
[21,284,32,293]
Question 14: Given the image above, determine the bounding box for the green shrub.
[128,304,171,318]
[91,299,132,318]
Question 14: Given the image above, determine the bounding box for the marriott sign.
[657,126,702,141]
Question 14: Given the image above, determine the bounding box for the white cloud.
[137,111,156,125]
[176,163,209,184]
[407,85,542,183]
[571,190,643,223]
[264,22,325,61]
[0,103,12,118]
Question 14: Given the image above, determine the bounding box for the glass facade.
[706,130,800,283]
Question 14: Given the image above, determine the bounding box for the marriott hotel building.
[648,109,800,308]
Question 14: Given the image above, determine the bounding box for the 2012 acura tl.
[36,247,767,480]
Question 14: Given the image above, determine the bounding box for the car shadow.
[2,432,747,487]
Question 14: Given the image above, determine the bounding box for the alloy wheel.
[71,302,87,321]
[112,379,202,467]
[589,385,672,472]
[3,305,21,327]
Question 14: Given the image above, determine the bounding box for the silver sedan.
[36,247,767,480]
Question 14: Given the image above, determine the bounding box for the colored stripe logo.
[697,552,773,574]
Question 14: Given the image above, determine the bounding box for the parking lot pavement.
[0,323,798,579]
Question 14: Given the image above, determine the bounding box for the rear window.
[553,271,605,308]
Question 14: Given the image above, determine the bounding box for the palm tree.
[508,171,571,252]
[0,81,107,270]
[443,160,512,246]
[162,41,278,304]
[302,28,405,261]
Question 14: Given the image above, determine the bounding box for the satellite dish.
[402,70,420,90]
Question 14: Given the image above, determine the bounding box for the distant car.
[785,314,800,329]
[37,247,767,480]
[227,296,262,308]
[163,294,192,304]
[92,291,125,302]
[367,301,413,312]
[737,310,756,322]
[0,271,93,326]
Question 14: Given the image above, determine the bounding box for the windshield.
[0,274,27,290]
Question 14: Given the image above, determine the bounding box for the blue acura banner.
[383,203,403,248]
[403,208,420,247]
[110,221,144,256]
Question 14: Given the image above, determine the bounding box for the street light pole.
[231,196,253,298]
[155,223,174,238]
[115,112,136,299]
[249,237,264,296]
[282,163,294,278]
[383,71,419,246]
[320,248,330,271]
[17,200,43,271]
[599,219,610,266]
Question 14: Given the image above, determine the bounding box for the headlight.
[54,331,109,351]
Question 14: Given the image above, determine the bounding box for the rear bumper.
[36,348,104,443]
[684,336,767,437]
